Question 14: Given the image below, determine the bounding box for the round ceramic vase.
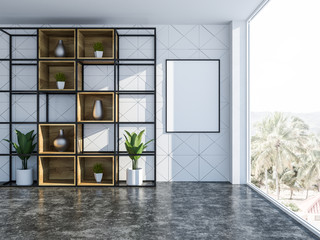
[53,129,69,152]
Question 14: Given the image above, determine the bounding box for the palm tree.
[298,135,320,198]
[251,135,273,194]
[251,112,308,199]
[280,166,301,199]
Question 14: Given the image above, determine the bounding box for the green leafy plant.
[93,42,104,51]
[55,72,66,82]
[124,130,153,170]
[3,130,36,169]
[93,163,103,173]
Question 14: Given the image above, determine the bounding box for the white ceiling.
[0,0,265,25]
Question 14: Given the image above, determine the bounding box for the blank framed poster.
[166,59,220,133]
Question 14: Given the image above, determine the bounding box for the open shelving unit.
[0,27,156,187]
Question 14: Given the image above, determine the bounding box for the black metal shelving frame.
[0,27,156,187]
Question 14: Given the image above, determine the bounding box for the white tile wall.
[83,124,114,152]
[0,24,231,182]
[119,65,154,91]
[47,95,75,122]
[154,25,231,182]
[84,65,114,91]
[12,65,37,91]
[119,95,154,122]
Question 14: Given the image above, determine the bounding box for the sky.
[250,0,320,113]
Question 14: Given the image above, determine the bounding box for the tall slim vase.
[55,40,65,57]
[93,100,103,120]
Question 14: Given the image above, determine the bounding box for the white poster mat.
[166,60,220,132]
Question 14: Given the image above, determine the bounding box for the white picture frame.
[166,59,220,133]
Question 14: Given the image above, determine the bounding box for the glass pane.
[250,0,320,231]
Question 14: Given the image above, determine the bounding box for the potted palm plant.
[124,130,153,186]
[55,72,65,90]
[93,42,104,58]
[3,130,36,186]
[93,163,103,183]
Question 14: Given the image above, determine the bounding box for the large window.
[249,0,320,231]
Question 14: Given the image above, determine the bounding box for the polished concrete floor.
[0,183,317,239]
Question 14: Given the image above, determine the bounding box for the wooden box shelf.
[77,29,114,59]
[39,124,75,154]
[39,61,75,91]
[77,92,114,122]
[39,29,75,59]
[77,156,114,186]
[39,156,75,186]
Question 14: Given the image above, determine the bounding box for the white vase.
[94,173,103,183]
[126,168,143,186]
[94,51,103,58]
[56,81,65,90]
[93,100,103,120]
[16,168,33,186]
[55,40,66,57]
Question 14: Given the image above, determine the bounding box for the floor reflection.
[0,183,317,239]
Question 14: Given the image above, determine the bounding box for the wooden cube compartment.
[78,29,114,59]
[39,124,75,154]
[77,92,114,122]
[39,61,75,91]
[39,156,75,186]
[77,156,114,186]
[39,29,75,59]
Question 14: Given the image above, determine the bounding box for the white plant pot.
[126,168,143,186]
[94,173,103,183]
[94,51,103,58]
[56,81,65,90]
[16,168,33,186]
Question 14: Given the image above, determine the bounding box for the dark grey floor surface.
[0,183,318,239]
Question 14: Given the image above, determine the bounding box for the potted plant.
[93,163,103,183]
[124,130,153,186]
[3,130,36,186]
[93,42,104,58]
[55,72,66,90]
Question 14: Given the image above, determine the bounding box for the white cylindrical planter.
[16,168,33,186]
[94,173,103,183]
[56,81,65,90]
[94,51,103,58]
[126,168,143,186]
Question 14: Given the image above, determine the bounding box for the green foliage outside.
[251,112,320,201]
